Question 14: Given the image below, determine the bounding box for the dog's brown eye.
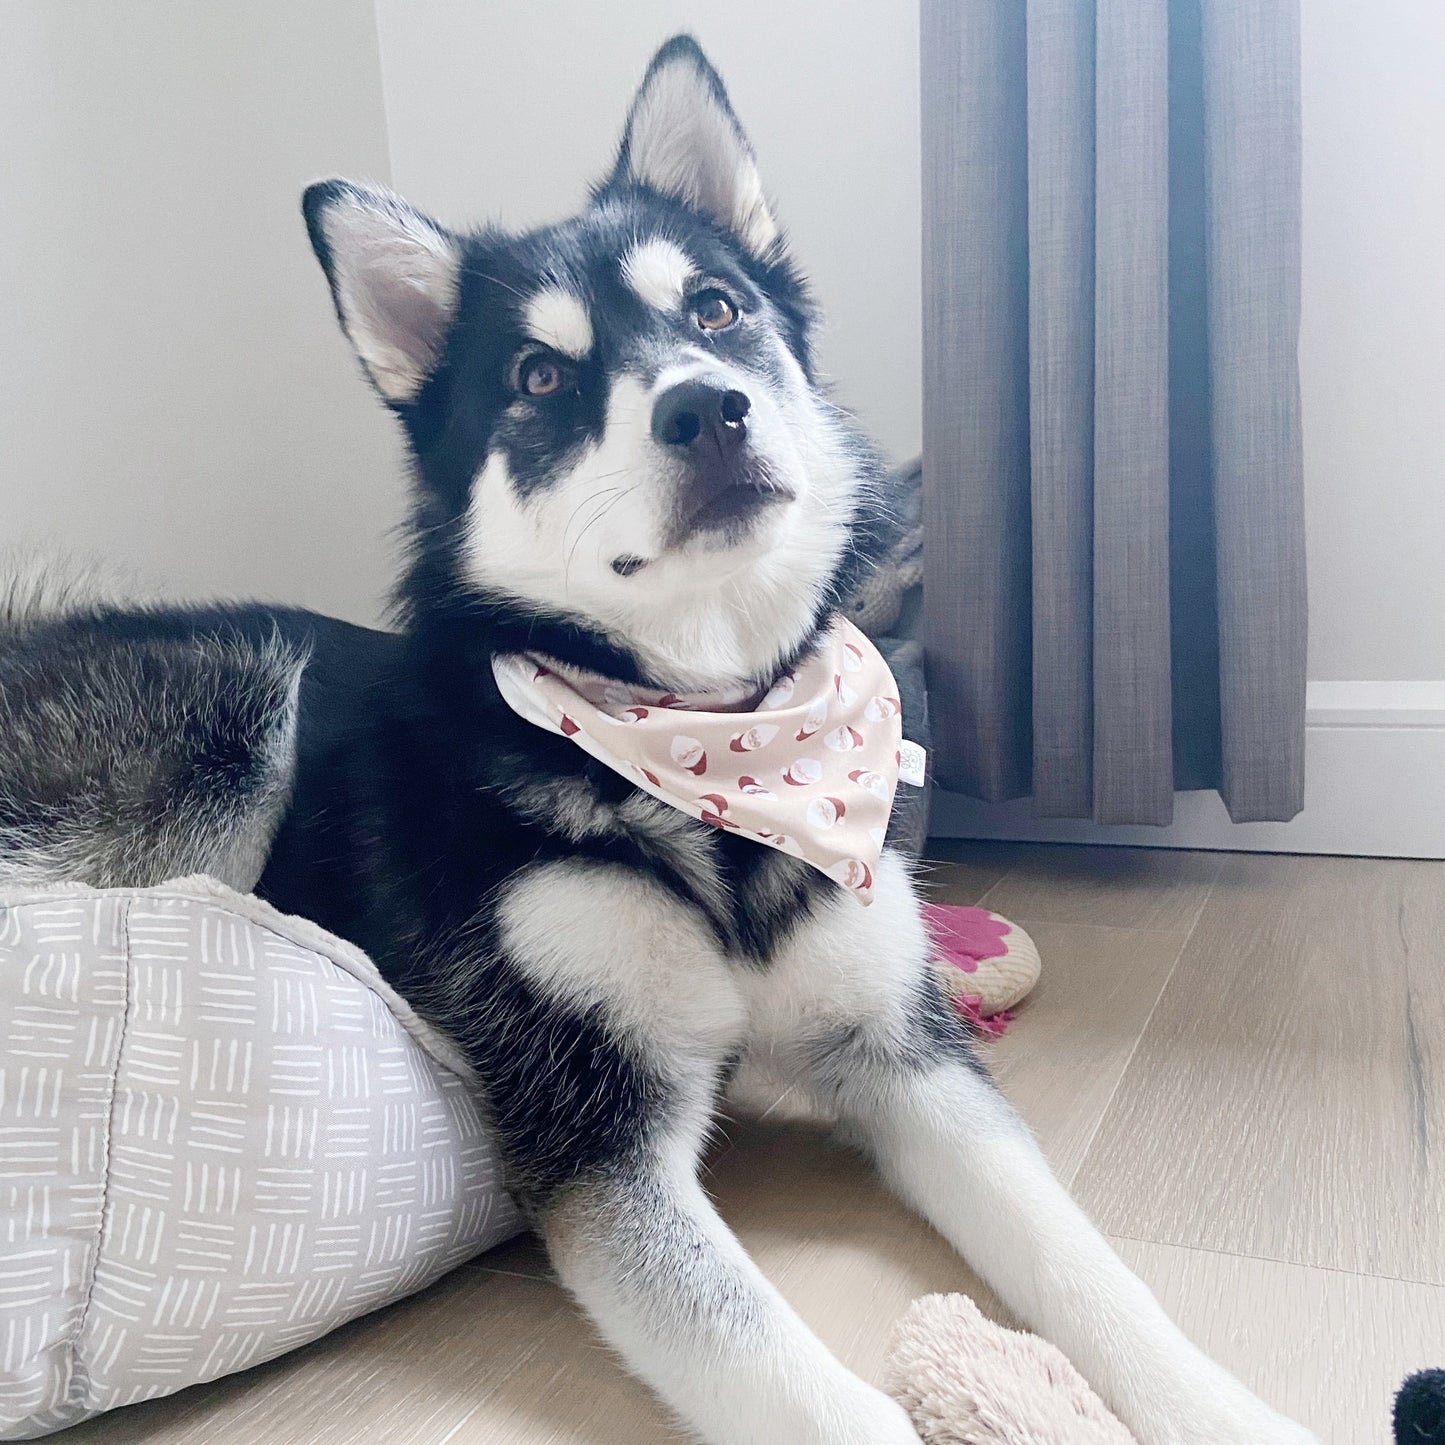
[520,354,566,397]
[693,291,739,331]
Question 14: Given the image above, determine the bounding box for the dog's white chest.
[496,858,747,1063]
[740,850,929,1050]
[492,841,926,1081]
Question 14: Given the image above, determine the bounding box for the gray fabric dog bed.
[0,877,522,1439]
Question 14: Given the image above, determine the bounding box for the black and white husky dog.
[0,37,1314,1445]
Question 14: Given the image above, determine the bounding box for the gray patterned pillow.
[0,877,522,1439]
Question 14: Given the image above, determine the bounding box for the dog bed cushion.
[0,877,522,1439]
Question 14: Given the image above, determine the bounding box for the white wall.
[372,0,922,465]
[0,0,403,626]
[1299,0,1445,683]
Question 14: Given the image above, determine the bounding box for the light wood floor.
[63,845,1445,1445]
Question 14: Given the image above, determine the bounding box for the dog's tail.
[0,551,306,894]
[0,545,164,630]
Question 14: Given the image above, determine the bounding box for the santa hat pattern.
[491,618,904,903]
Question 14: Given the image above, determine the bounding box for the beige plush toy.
[885,1293,1137,1444]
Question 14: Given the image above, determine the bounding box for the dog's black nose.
[652,379,751,450]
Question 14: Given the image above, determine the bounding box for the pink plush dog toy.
[922,904,1042,1036]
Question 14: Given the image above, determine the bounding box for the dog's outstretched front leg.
[748,851,1316,1445]
[818,996,1318,1445]
[467,862,919,1444]
[540,1142,921,1445]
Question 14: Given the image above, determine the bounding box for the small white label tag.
[898,739,928,788]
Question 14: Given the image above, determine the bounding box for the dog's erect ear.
[302,180,462,405]
[608,36,779,258]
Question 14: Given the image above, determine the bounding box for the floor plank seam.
[1056,928,1196,1189]
[1061,859,1225,1187]
[1005,917,1196,939]
[463,1264,554,1284]
[970,873,1006,911]
[1177,854,1226,936]
[1105,1228,1445,1293]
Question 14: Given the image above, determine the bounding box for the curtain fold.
[921,3,1031,803]
[1091,0,1174,824]
[921,0,1307,825]
[1200,2,1307,821]
[1025,0,1095,819]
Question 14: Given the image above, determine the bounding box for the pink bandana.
[491,617,904,902]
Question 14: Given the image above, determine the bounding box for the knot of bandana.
[490,617,904,903]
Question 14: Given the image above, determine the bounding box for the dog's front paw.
[834,1383,924,1445]
[1134,1381,1318,1445]
[1177,1411,1318,1445]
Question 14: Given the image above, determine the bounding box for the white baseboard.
[930,681,1445,859]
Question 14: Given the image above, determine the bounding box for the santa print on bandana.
[491,617,904,903]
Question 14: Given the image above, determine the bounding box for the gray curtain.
[921,0,1306,825]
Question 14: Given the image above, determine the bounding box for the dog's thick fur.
[0,37,1316,1445]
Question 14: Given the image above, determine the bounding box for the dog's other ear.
[607,35,779,258]
[302,180,461,405]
